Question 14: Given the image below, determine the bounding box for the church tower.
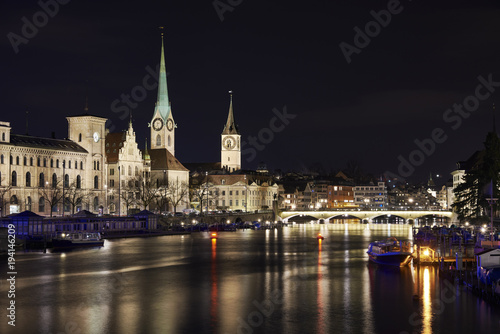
[221,91,241,172]
[150,32,176,156]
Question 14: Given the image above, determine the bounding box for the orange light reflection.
[210,238,218,331]
[316,239,325,334]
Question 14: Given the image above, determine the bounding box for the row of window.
[4,171,99,189]
[109,166,140,176]
[9,194,101,212]
[0,154,84,170]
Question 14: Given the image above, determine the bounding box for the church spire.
[156,28,170,121]
[222,90,239,135]
[144,138,150,160]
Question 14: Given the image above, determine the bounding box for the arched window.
[30,157,33,166]
[64,174,69,188]
[43,158,47,167]
[78,133,82,142]
[156,134,161,146]
[94,176,99,189]
[39,197,45,212]
[128,166,132,176]
[56,159,59,168]
[168,135,171,147]
[26,172,31,187]
[97,161,100,170]
[94,196,99,211]
[27,196,32,211]
[76,175,81,189]
[74,161,77,170]
[0,155,3,164]
[23,156,27,165]
[76,198,82,212]
[68,161,71,169]
[39,173,44,187]
[80,161,83,170]
[93,161,96,170]
[16,156,19,165]
[10,195,18,205]
[1,133,4,141]
[50,159,53,168]
[12,171,17,186]
[37,157,40,166]
[135,166,139,176]
[52,173,57,188]
[64,198,70,212]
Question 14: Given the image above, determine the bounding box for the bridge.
[280,210,453,224]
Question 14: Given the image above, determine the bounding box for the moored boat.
[367,237,413,266]
[52,232,104,249]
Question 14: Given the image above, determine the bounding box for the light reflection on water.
[1,224,500,334]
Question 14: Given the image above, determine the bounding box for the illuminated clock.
[93,132,100,142]
[166,118,174,131]
[153,118,163,131]
[224,136,235,150]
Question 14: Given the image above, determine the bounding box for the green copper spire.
[155,32,171,121]
[222,91,239,135]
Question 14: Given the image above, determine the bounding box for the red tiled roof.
[149,149,189,171]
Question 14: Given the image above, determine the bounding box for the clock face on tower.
[153,118,164,131]
[166,118,174,131]
[93,132,100,142]
[224,136,236,150]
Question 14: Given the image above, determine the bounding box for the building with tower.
[221,92,241,172]
[0,115,108,216]
[147,33,189,212]
[186,92,278,213]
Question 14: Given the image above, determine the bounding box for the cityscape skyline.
[2,1,500,182]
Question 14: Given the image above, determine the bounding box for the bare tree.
[38,180,63,217]
[120,180,137,215]
[64,181,91,215]
[0,175,11,217]
[191,182,220,212]
[167,179,189,213]
[135,175,156,211]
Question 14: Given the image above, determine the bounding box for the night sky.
[2,0,500,183]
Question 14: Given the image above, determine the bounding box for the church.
[0,35,190,216]
[186,91,279,213]
[0,35,277,217]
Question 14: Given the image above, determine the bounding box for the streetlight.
[244,175,247,213]
[118,165,121,216]
[62,160,65,217]
[104,184,107,215]
[163,170,167,214]
[486,196,498,242]
[205,171,209,215]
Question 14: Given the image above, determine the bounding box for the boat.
[367,237,413,266]
[316,233,324,240]
[52,232,104,249]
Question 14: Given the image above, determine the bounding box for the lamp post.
[118,165,121,216]
[62,160,65,217]
[205,171,209,215]
[244,175,247,213]
[486,196,498,242]
[163,170,167,214]
[104,184,107,215]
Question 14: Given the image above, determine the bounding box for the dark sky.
[2,0,500,183]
